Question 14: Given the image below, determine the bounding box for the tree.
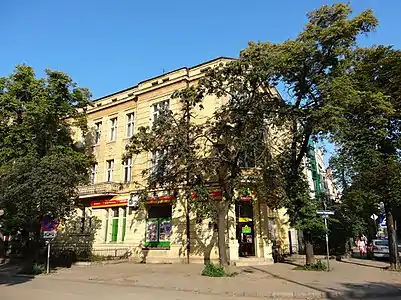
[331,46,401,269]
[125,75,278,266]
[0,65,92,254]
[198,3,378,265]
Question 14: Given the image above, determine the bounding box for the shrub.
[19,263,45,275]
[294,259,328,271]
[202,263,226,277]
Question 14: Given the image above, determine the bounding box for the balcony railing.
[78,182,124,196]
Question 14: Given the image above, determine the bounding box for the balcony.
[78,182,124,197]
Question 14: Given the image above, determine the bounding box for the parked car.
[368,239,389,259]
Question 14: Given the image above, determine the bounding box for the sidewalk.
[2,258,401,299]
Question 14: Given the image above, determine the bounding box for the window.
[94,122,102,144]
[238,150,257,169]
[126,113,134,137]
[106,159,114,182]
[109,117,118,141]
[145,204,172,248]
[90,163,98,184]
[111,208,119,242]
[151,150,168,176]
[152,100,169,124]
[123,157,132,183]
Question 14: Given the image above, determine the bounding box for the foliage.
[0,65,93,238]
[18,263,45,275]
[293,259,328,271]
[201,263,226,277]
[330,46,401,269]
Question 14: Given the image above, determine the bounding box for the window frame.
[106,159,114,182]
[94,121,102,144]
[123,157,132,183]
[109,117,118,141]
[126,112,135,138]
[151,100,170,125]
[90,163,98,184]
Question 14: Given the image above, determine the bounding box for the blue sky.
[2,0,400,163]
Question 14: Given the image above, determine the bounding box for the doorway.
[236,201,255,257]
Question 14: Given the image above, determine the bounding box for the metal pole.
[46,241,50,274]
[324,216,330,272]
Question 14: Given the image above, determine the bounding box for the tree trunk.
[217,201,229,266]
[304,231,314,265]
[385,204,400,269]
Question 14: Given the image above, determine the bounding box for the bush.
[18,263,45,275]
[202,263,226,277]
[293,259,328,271]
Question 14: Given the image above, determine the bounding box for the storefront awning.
[90,194,130,208]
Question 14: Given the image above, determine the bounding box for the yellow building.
[73,57,289,265]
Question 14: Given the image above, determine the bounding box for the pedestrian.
[359,237,367,257]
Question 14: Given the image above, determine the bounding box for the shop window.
[145,204,172,248]
[111,208,119,242]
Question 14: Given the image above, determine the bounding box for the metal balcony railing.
[77,182,124,196]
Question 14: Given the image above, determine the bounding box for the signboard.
[40,216,60,231]
[242,225,252,234]
[380,217,387,228]
[147,195,174,204]
[90,198,128,208]
[43,230,57,240]
[316,210,334,216]
[191,191,222,200]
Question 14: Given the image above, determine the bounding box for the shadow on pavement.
[326,282,401,299]
[0,260,34,286]
[250,265,328,293]
[340,259,386,270]
[252,264,401,299]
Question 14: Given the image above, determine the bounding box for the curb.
[73,259,130,267]
[33,275,327,299]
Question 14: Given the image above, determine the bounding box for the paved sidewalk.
[2,258,401,299]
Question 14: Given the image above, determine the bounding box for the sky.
[1,0,401,164]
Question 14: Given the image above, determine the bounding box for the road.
[1,276,261,300]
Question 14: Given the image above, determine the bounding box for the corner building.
[74,57,280,265]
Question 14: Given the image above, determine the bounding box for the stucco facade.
[72,57,277,265]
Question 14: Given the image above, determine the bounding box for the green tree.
[0,65,92,252]
[331,46,401,269]
[199,3,377,265]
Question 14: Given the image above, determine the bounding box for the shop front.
[236,197,255,257]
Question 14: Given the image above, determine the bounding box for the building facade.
[71,57,280,265]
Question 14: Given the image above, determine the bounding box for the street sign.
[43,230,57,240]
[380,217,387,228]
[370,214,378,221]
[317,210,334,216]
[41,216,60,231]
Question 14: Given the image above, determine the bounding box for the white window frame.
[152,100,170,125]
[106,159,114,182]
[109,117,118,141]
[126,113,134,138]
[94,121,102,144]
[123,157,132,183]
[90,163,98,184]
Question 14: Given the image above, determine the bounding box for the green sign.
[242,225,251,234]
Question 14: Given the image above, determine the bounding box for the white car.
[370,239,389,259]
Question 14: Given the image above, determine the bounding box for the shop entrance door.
[236,201,255,257]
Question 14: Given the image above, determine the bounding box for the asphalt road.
[1,276,261,300]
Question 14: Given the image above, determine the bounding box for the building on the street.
[67,57,287,265]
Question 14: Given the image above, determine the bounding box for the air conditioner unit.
[128,194,139,208]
